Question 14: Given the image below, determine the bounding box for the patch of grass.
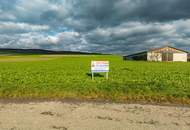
[0,55,190,104]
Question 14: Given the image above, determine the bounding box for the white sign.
[91,61,109,73]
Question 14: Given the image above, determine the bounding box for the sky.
[0,0,190,54]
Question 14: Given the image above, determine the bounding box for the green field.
[0,55,190,104]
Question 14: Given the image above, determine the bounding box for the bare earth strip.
[0,101,190,130]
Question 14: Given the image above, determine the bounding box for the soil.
[0,100,190,130]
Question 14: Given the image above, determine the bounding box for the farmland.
[0,55,190,104]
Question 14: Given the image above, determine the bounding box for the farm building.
[124,46,189,62]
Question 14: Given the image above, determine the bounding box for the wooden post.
[106,72,109,80]
[92,72,94,80]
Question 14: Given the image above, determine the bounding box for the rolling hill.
[0,48,101,55]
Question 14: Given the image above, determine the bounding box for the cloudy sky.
[0,0,190,54]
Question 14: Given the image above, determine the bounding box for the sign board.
[91,61,109,72]
[91,61,109,79]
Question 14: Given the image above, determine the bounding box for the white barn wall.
[125,46,188,62]
[173,53,187,62]
[147,52,162,61]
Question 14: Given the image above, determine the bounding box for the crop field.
[0,55,190,104]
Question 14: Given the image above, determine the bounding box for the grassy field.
[0,55,190,104]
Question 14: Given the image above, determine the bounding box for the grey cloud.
[0,0,190,54]
[62,0,190,32]
[0,22,49,34]
[84,20,190,54]
[0,31,88,52]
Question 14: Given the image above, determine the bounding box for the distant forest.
[0,48,101,55]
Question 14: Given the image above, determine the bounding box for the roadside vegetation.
[0,55,190,104]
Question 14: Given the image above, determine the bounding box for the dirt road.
[0,101,190,130]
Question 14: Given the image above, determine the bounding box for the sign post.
[91,61,109,80]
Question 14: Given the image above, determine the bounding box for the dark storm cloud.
[115,0,190,22]
[0,0,190,54]
[63,0,190,31]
